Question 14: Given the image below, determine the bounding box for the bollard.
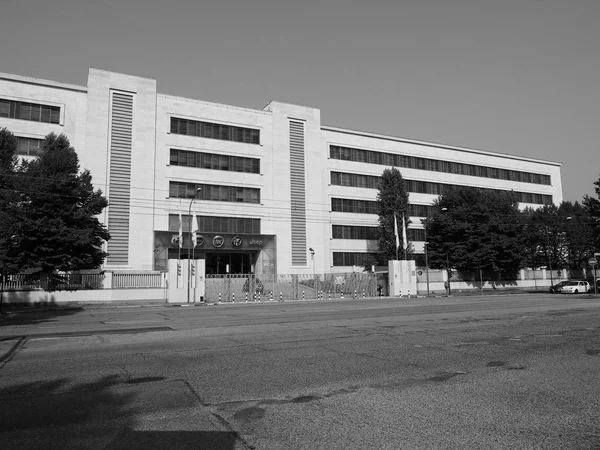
[253,293,256,302]
[280,291,283,302]
[328,291,331,300]
[258,292,261,303]
[354,289,357,299]
[341,291,344,299]
[245,292,248,303]
[232,293,235,303]
[302,291,305,300]
[218,293,222,303]
[363,291,366,298]
[270,291,274,301]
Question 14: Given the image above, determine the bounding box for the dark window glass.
[170,117,260,145]
[332,252,382,267]
[16,137,42,157]
[329,145,550,187]
[331,171,551,206]
[169,181,260,204]
[169,149,259,174]
[0,99,60,124]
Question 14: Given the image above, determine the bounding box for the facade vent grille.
[106,92,133,265]
[289,120,307,266]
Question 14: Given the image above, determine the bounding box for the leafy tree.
[425,187,523,279]
[376,167,411,262]
[0,128,21,276]
[2,132,110,277]
[583,174,600,252]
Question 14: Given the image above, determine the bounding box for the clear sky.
[1,0,598,202]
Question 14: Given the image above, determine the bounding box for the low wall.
[2,288,168,306]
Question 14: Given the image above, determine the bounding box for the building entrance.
[205,252,256,275]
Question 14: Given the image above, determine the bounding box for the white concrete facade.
[0,69,563,275]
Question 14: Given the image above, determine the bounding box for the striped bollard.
[280,292,283,302]
[302,291,305,300]
[218,293,221,304]
[363,291,366,298]
[258,292,261,303]
[328,291,331,300]
[341,291,344,299]
[232,293,235,303]
[354,290,357,299]
[270,291,273,301]
[245,293,248,303]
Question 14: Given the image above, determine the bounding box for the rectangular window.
[170,117,260,145]
[332,252,381,267]
[169,181,260,204]
[329,145,550,186]
[170,214,260,234]
[169,149,260,173]
[332,225,379,240]
[331,170,551,206]
[0,98,60,124]
[16,137,42,157]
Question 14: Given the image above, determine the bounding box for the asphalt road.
[1,294,600,449]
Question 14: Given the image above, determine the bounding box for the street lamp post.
[309,247,316,295]
[424,226,430,296]
[545,227,554,289]
[187,188,201,304]
[441,207,452,296]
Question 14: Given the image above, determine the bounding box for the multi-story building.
[0,69,563,276]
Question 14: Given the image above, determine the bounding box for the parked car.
[549,280,570,293]
[560,280,591,294]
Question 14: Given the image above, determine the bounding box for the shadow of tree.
[0,301,83,327]
[0,375,240,450]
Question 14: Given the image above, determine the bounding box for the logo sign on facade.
[249,239,264,247]
[170,234,180,246]
[231,236,243,248]
[213,235,225,248]
[196,234,205,246]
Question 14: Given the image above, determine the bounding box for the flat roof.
[321,125,562,167]
[0,72,88,93]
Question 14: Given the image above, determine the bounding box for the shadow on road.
[0,304,83,327]
[0,375,239,450]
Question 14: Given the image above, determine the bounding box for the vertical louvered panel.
[107,92,133,265]
[289,120,307,266]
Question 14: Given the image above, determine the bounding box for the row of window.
[330,171,553,206]
[171,117,260,145]
[332,252,428,267]
[170,149,260,173]
[330,145,551,186]
[169,181,260,204]
[332,252,381,267]
[331,225,426,241]
[168,214,261,234]
[16,137,42,156]
[0,98,60,124]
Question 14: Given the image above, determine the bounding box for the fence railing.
[112,271,164,289]
[205,273,379,303]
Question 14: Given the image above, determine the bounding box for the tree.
[376,167,410,262]
[0,128,21,275]
[2,132,110,278]
[582,174,600,252]
[425,187,523,280]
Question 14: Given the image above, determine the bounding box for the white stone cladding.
[0,69,564,274]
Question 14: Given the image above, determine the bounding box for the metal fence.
[205,272,379,303]
[112,271,164,288]
[1,272,105,291]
